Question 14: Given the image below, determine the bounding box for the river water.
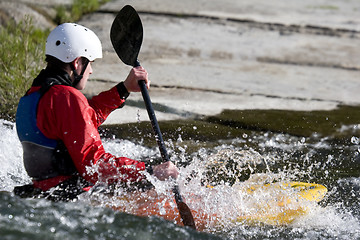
[0,119,359,239]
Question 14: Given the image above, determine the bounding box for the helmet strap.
[70,58,89,87]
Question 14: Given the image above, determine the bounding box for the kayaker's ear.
[71,57,82,70]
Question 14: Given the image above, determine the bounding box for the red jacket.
[30,84,145,191]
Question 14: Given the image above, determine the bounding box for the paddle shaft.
[136,61,185,204]
[138,81,174,162]
[137,67,170,165]
[110,5,195,228]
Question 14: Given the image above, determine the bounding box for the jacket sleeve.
[88,85,126,127]
[37,85,145,184]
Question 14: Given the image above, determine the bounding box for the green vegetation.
[206,106,360,140]
[307,5,339,11]
[0,0,111,121]
[55,0,110,24]
[0,17,48,121]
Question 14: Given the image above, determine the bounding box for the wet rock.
[0,1,54,29]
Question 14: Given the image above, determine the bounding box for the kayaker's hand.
[123,66,150,92]
[152,161,179,181]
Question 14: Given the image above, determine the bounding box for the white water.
[0,119,359,239]
[0,120,31,191]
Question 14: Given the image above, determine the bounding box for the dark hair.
[45,55,69,69]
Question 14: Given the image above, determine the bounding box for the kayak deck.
[102,181,327,231]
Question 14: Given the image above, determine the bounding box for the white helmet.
[45,23,102,63]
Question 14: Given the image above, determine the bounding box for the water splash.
[0,120,30,191]
[0,119,359,239]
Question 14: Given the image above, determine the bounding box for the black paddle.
[110,5,196,230]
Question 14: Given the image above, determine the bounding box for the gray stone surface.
[101,0,360,31]
[0,1,54,29]
[5,0,360,124]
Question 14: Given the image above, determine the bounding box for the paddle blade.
[110,5,143,67]
[176,201,197,229]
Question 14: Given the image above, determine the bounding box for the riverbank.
[3,0,360,125]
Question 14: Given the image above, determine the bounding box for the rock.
[0,1,54,30]
[3,0,360,125]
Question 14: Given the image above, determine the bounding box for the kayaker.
[14,23,179,201]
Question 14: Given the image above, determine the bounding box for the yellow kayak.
[235,182,328,225]
[106,181,327,230]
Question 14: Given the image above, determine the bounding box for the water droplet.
[351,136,359,144]
[137,109,141,123]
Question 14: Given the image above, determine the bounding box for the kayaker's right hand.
[152,161,179,181]
[123,66,150,92]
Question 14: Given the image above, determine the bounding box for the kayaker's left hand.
[152,161,179,181]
